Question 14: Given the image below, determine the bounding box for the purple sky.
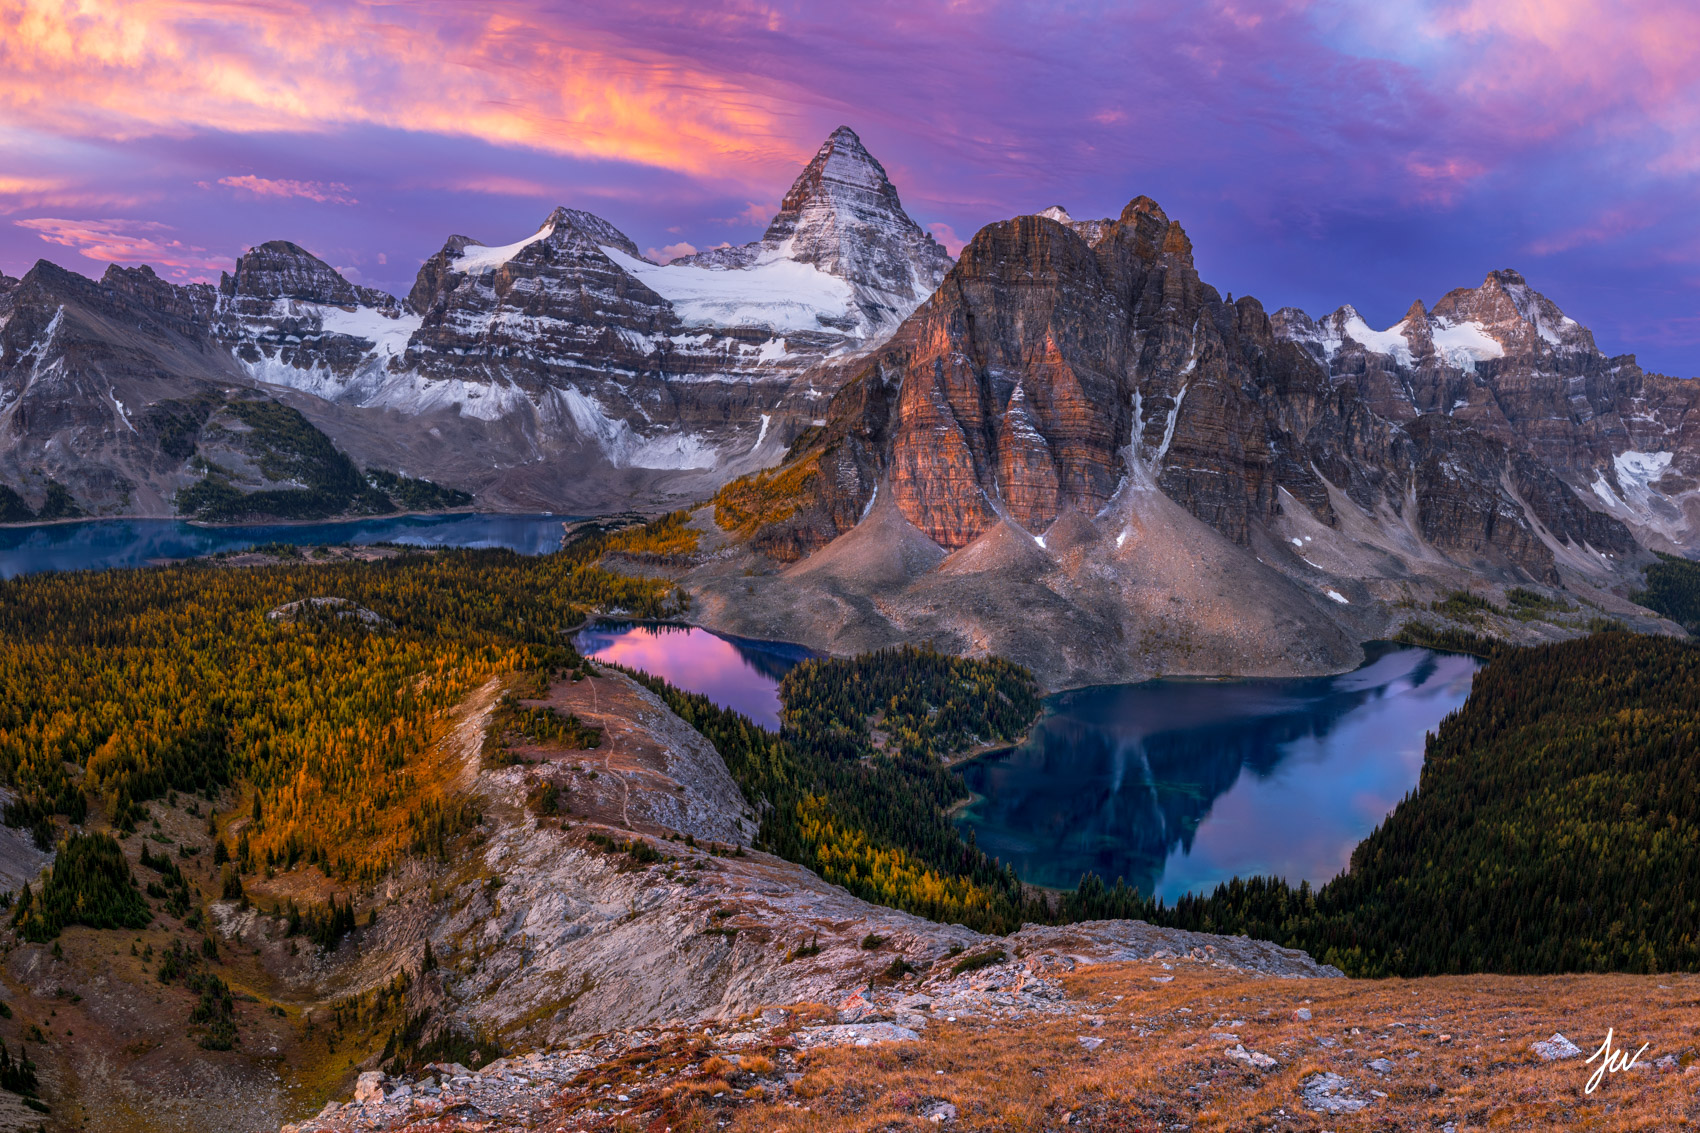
[3,0,1697,374]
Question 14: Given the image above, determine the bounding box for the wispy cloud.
[0,174,148,214]
[210,175,357,204]
[14,217,226,273]
[431,175,559,198]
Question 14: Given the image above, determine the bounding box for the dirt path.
[449,677,505,795]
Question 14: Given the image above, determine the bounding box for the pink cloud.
[928,222,965,256]
[13,217,226,274]
[646,241,698,262]
[1527,206,1655,256]
[213,175,357,204]
[422,175,559,198]
[0,175,148,214]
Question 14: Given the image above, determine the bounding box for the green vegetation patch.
[1633,552,1700,633]
[363,468,472,513]
[782,646,1040,763]
[0,480,82,524]
[174,398,469,522]
[482,695,602,767]
[1429,589,1502,624]
[11,832,151,941]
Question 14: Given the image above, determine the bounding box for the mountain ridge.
[0,127,950,520]
[677,196,1687,687]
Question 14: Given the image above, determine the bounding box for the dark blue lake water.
[0,513,574,579]
[956,644,1480,900]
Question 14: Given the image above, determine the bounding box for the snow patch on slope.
[1591,449,1682,541]
[1341,314,1413,365]
[1430,319,1504,370]
[556,387,715,470]
[456,222,555,275]
[601,243,854,335]
[313,304,421,356]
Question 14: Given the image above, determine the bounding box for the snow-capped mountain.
[1270,269,1700,554]
[666,125,953,339]
[0,127,953,518]
[208,127,950,489]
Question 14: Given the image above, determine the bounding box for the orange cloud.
[0,0,811,188]
[14,216,227,272]
[212,175,357,204]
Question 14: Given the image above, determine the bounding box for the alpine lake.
[578,624,1479,901]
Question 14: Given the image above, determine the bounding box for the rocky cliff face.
[1274,270,1700,556]
[0,260,230,513]
[689,198,1685,687]
[729,200,1680,574]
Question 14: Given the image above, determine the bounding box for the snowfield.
[600,243,855,335]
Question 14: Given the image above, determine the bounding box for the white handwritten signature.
[1585,1028,1651,1093]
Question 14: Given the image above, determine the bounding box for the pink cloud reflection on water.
[576,623,788,730]
[1151,653,1476,900]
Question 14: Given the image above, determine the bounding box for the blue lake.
[0,513,575,578]
[956,644,1480,900]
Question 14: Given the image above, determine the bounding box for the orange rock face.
[741,196,1651,585]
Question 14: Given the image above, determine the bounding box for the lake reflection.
[956,645,1479,900]
[574,622,812,730]
[0,513,574,578]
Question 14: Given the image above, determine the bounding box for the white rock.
[1077,1036,1104,1051]
[1532,1033,1583,1061]
[352,1071,387,1103]
[1226,1044,1277,1069]
[795,1022,921,1049]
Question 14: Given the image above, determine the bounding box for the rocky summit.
[681,198,1690,688]
[0,127,946,519]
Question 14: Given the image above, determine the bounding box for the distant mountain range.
[0,126,950,518]
[681,198,1694,686]
[3,126,1695,675]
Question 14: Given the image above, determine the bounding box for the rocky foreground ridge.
[286,952,1700,1133]
[0,659,1330,1133]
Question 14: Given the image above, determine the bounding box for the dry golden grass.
[723,962,1700,1132]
